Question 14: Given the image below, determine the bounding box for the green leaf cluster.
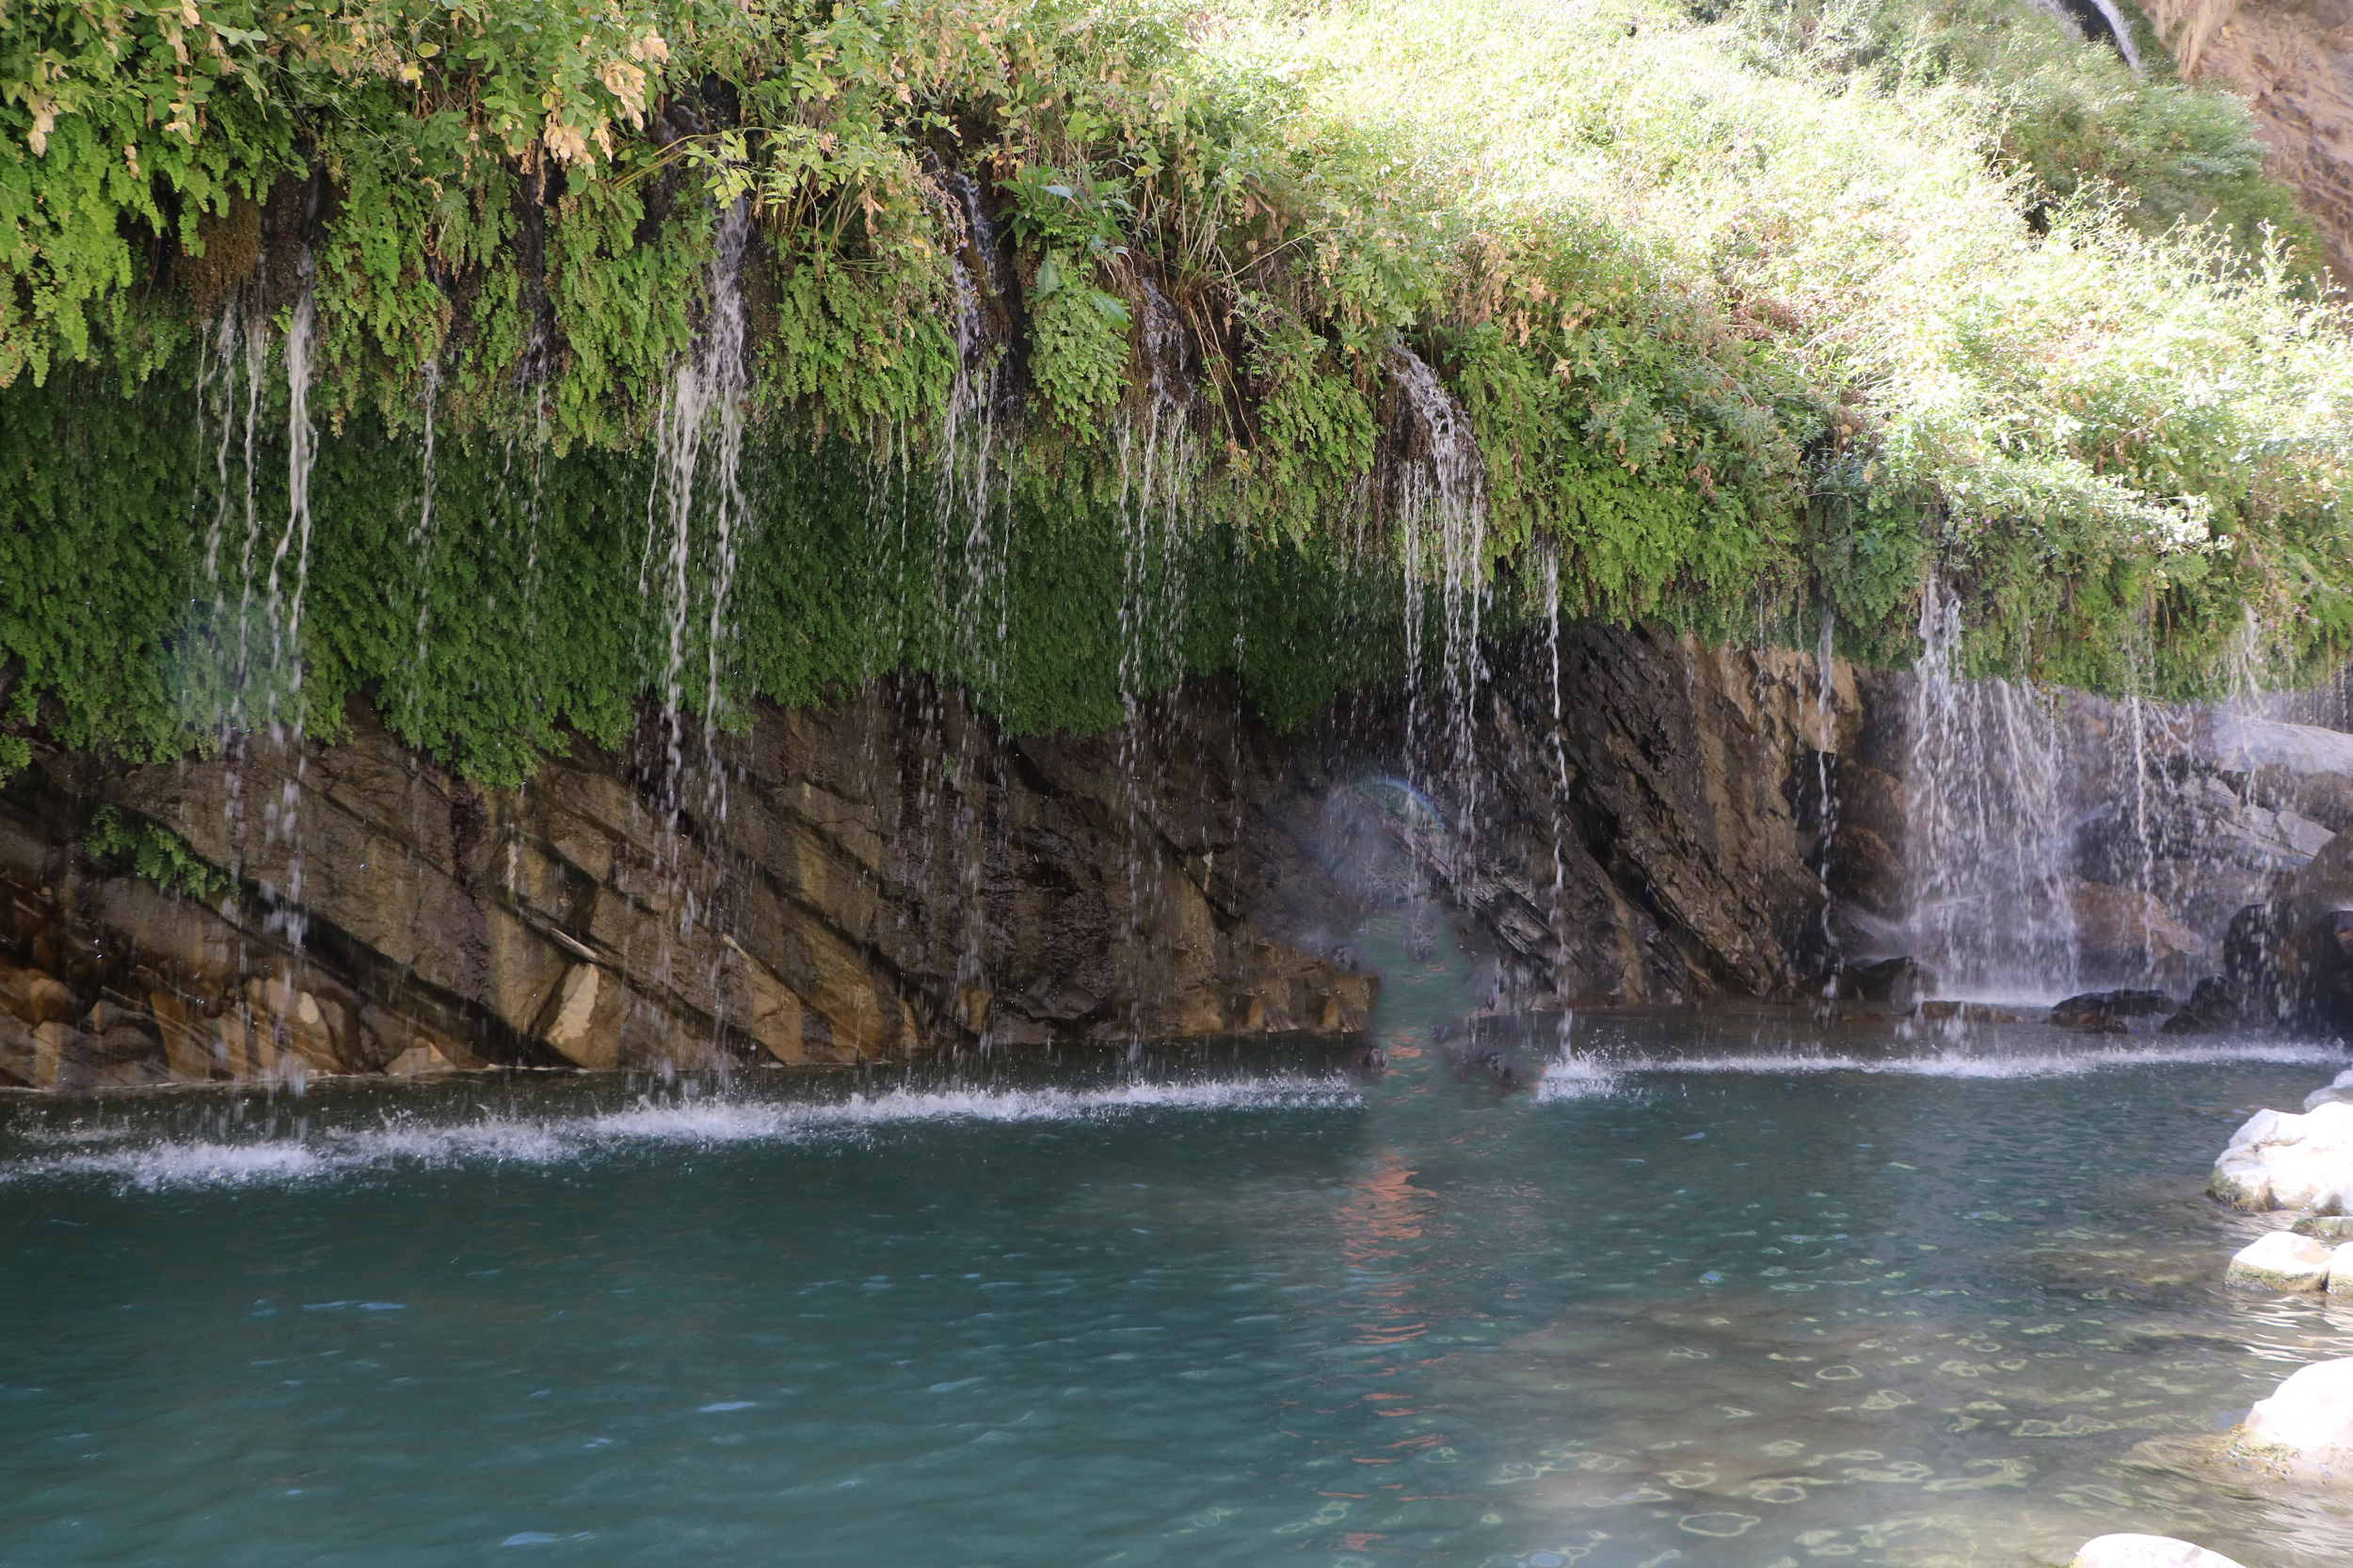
[86,804,231,897]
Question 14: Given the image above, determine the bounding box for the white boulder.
[2069,1535,2247,1568]
[2209,1100,2353,1211]
[2224,1230,2333,1290]
[2238,1359,2353,1484]
[2312,1067,2353,1110]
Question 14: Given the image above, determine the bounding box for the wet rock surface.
[0,680,1390,1087]
[2209,1100,2353,1211]
[2050,988,2179,1032]
[0,626,1881,1089]
[2223,1228,2333,1289]
[1415,624,1857,1011]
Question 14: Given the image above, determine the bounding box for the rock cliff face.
[0,628,1873,1090]
[21,612,2353,1094]
[0,680,1390,1090]
[2150,0,2353,280]
[1398,626,1861,1011]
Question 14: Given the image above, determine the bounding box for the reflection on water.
[3,910,2352,1567]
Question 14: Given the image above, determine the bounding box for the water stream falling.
[1537,544,1582,1060]
[1387,344,1488,872]
[402,362,441,728]
[1110,283,1200,1043]
[633,201,755,1064]
[1813,608,1841,977]
[934,173,1016,1043]
[1902,576,2079,1000]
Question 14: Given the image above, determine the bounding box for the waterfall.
[1112,282,1197,1045]
[402,363,441,729]
[1902,577,2079,1000]
[631,201,755,1066]
[936,173,1014,1043]
[1539,544,1579,1056]
[1813,609,1841,978]
[1387,344,1488,868]
[646,200,752,834]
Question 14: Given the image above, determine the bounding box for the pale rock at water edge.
[382,1042,458,1079]
[2225,1230,2333,1290]
[2235,1359,2353,1484]
[2069,1534,2248,1568]
[2332,1242,2353,1294]
[2209,1100,2353,1211]
[2305,1064,2353,1112]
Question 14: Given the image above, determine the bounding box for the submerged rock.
[2300,1066,2353,1113]
[2070,882,2209,987]
[2223,1230,2333,1291]
[2210,1101,2353,1212]
[2069,1536,2247,1568]
[1917,1000,2019,1023]
[2048,989,2174,1032]
[2292,1212,2353,1243]
[2233,1359,2353,1484]
[1843,955,1933,1007]
[2158,976,2251,1036]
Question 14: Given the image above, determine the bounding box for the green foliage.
[86,805,230,898]
[0,359,1414,782]
[1025,250,1131,427]
[0,0,2347,779]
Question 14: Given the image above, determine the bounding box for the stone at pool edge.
[2209,1099,2353,1211]
[2070,1535,2249,1568]
[2224,1230,2333,1291]
[2303,1064,2353,1112]
[2231,1359,2353,1485]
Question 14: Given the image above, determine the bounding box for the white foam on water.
[1533,1061,1620,1101]
[0,1076,1359,1192]
[1585,1041,2344,1081]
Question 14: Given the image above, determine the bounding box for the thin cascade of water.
[1538,544,1582,1059]
[1813,608,1841,981]
[1110,283,1199,1045]
[1903,576,2078,1000]
[933,173,1014,1045]
[186,297,274,1084]
[402,362,441,730]
[252,283,321,1085]
[633,201,755,1069]
[1386,344,1488,874]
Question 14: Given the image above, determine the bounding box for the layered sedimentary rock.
[0,680,1384,1089]
[0,625,1892,1090]
[1414,625,1861,1010]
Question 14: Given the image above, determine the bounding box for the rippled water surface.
[7,924,2353,1567]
